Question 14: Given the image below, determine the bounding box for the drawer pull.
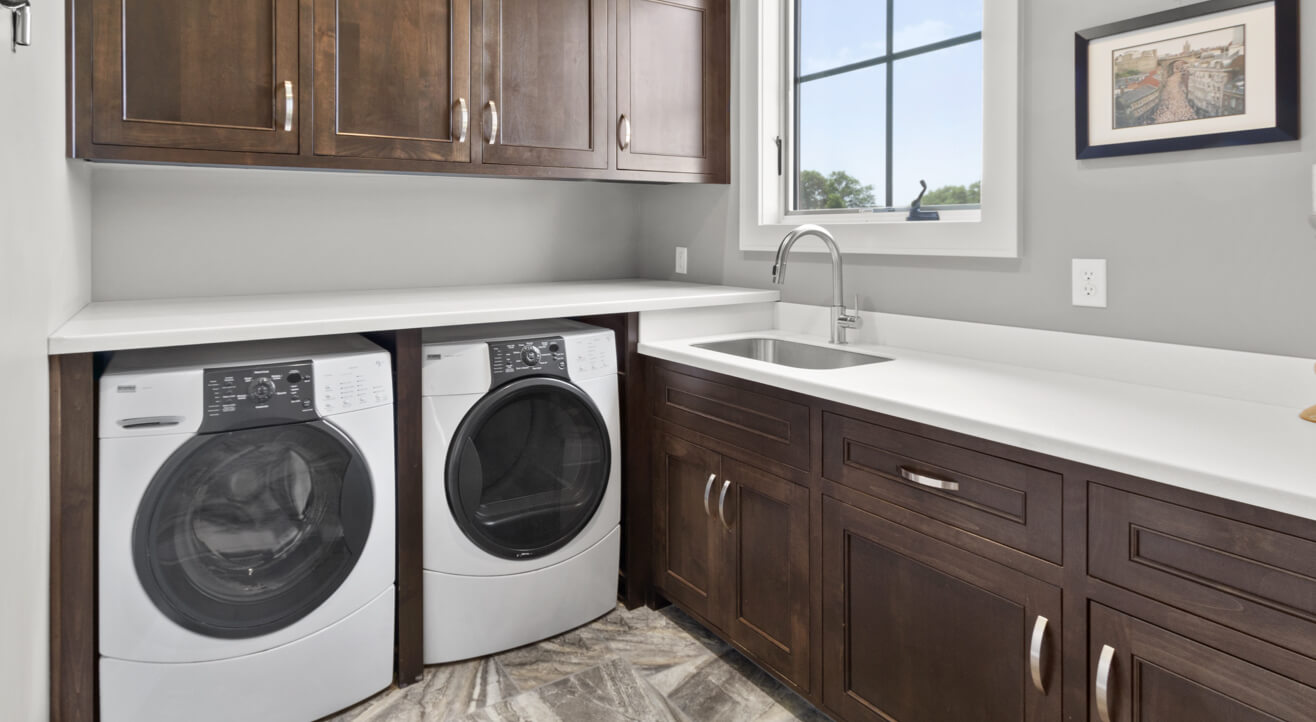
[703,473,716,517]
[1096,644,1116,722]
[718,479,732,530]
[899,466,959,492]
[1029,615,1049,694]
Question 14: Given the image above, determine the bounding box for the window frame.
[738,0,1020,257]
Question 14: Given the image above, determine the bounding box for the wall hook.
[1,0,31,53]
[907,180,941,222]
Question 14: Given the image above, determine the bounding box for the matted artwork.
[1076,0,1297,158]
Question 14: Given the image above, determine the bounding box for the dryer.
[421,319,620,663]
[98,335,395,722]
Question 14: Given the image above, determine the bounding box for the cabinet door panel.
[722,459,810,689]
[654,433,722,622]
[480,0,607,168]
[92,0,300,153]
[617,0,728,175]
[1089,604,1316,722]
[823,498,1061,722]
[314,0,471,161]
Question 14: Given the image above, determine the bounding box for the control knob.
[521,347,540,365]
[250,376,276,403]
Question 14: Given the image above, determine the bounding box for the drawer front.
[1090,483,1316,660]
[822,413,1063,564]
[651,367,810,470]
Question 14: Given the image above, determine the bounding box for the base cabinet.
[653,432,810,689]
[821,497,1062,722]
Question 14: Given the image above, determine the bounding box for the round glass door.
[447,377,611,560]
[133,420,373,639]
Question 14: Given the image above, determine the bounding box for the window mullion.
[885,0,895,208]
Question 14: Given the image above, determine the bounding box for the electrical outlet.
[675,246,688,275]
[1072,259,1107,308]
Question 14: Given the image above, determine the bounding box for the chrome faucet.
[771,224,862,345]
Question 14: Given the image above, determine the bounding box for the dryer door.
[447,376,611,560]
[133,420,374,639]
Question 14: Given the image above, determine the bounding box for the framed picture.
[1076,0,1298,159]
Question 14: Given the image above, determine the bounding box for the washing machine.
[97,335,396,722]
[421,319,620,663]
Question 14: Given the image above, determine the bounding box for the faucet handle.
[838,294,863,330]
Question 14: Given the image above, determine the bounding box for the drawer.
[650,366,810,469]
[822,412,1063,564]
[1089,483,1316,661]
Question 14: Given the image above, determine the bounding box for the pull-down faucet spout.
[771,224,862,344]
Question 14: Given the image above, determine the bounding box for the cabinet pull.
[455,97,469,143]
[1029,615,1049,694]
[899,466,959,492]
[1096,644,1116,722]
[717,479,732,530]
[703,473,716,518]
[484,100,499,144]
[618,114,631,150]
[282,80,294,132]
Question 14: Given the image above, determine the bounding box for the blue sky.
[798,0,983,207]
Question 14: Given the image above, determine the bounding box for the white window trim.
[738,0,1020,257]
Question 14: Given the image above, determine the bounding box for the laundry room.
[5,0,1316,721]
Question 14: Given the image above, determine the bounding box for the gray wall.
[0,1,93,718]
[639,0,1316,359]
[92,165,644,300]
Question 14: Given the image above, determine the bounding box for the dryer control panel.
[200,360,316,433]
[489,336,569,382]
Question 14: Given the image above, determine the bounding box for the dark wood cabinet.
[478,0,609,169]
[313,0,471,162]
[616,0,729,175]
[822,497,1062,722]
[653,432,811,689]
[90,0,301,153]
[1087,604,1316,722]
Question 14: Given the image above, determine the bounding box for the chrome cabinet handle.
[717,479,732,530]
[282,80,294,132]
[1096,644,1116,722]
[899,466,960,492]
[618,114,631,150]
[484,100,499,144]
[1029,615,1049,694]
[703,473,716,518]
[455,97,469,143]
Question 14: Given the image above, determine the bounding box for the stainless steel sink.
[693,337,892,370]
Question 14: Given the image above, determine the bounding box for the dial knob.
[250,377,276,402]
[521,347,540,365]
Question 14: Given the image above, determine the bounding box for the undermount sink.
[693,337,892,370]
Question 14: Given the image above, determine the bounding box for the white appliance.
[421,319,620,663]
[98,335,396,722]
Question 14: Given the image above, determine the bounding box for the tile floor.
[328,604,832,721]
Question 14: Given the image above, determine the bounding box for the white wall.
[0,1,93,718]
[639,0,1316,359]
[92,165,644,300]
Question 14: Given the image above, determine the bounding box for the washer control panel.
[200,360,316,433]
[489,336,569,382]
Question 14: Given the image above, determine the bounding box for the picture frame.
[1076,0,1298,159]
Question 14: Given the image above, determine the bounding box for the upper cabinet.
[90,0,301,154]
[313,0,471,162]
[617,0,728,176]
[70,0,729,182]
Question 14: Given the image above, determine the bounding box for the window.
[740,0,1019,257]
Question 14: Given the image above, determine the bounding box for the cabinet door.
[720,459,810,690]
[1088,604,1316,722]
[617,0,728,175]
[91,0,300,153]
[313,0,471,162]
[478,0,608,168]
[822,498,1061,722]
[653,433,723,622]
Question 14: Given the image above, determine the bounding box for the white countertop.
[640,305,1316,521]
[48,280,779,354]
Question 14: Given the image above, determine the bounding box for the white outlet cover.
[1072,259,1107,308]
[675,246,688,275]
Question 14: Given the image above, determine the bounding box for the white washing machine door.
[445,376,611,561]
[131,420,373,640]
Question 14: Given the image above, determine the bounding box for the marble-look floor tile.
[652,650,831,722]
[327,657,518,722]
[493,622,612,692]
[458,659,686,722]
[589,605,730,677]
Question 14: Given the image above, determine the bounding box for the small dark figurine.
[907,180,941,221]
